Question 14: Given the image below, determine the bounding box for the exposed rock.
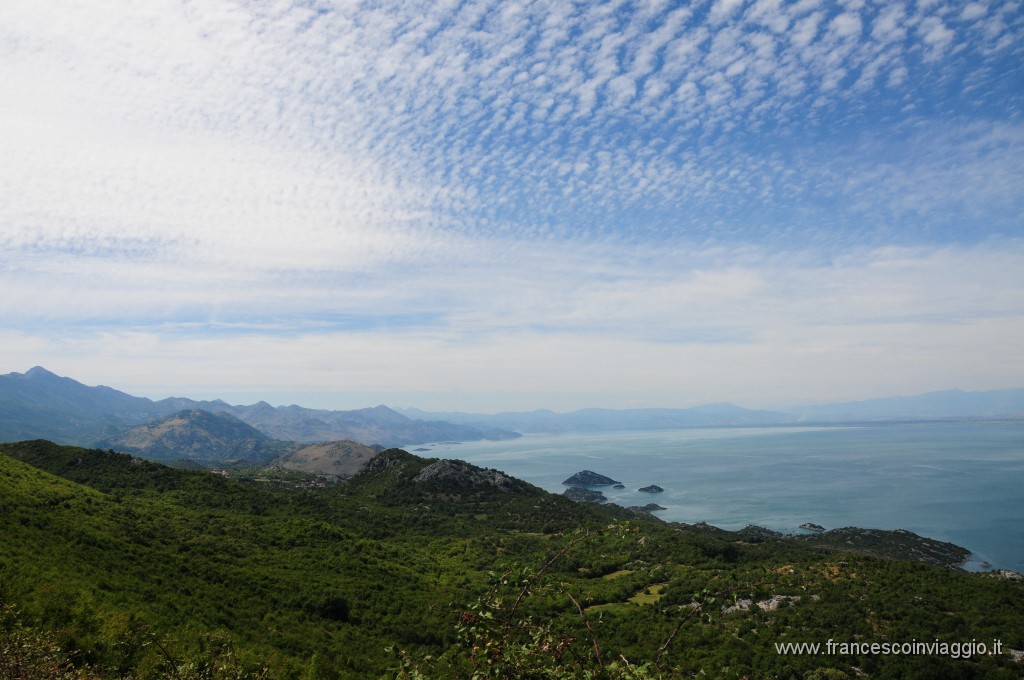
[638,484,664,493]
[988,570,1023,582]
[800,522,826,532]
[613,484,625,489]
[563,487,607,503]
[360,449,410,474]
[412,459,518,491]
[628,503,667,512]
[723,595,801,614]
[562,470,621,486]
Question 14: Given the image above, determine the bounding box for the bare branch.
[565,590,603,670]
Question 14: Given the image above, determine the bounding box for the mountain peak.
[24,366,60,380]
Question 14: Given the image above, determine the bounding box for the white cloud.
[918,16,956,61]
[791,11,823,47]
[1,0,1021,409]
[829,11,863,39]
[871,4,908,43]
[709,0,748,24]
[606,74,638,106]
[960,3,988,22]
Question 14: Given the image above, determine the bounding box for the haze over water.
[429,421,1024,573]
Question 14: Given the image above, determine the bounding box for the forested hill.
[2,439,1022,679]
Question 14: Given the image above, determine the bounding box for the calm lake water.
[425,421,1024,572]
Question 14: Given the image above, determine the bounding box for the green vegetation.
[2,440,1022,678]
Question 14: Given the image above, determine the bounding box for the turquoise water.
[426,421,1024,572]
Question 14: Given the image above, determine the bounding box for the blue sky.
[1,0,1022,412]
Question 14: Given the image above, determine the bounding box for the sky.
[1,0,1022,413]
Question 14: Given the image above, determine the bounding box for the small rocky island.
[638,484,664,493]
[563,487,607,503]
[800,522,826,532]
[562,470,621,486]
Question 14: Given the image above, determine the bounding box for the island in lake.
[562,470,621,486]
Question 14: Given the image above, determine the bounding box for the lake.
[424,421,1024,572]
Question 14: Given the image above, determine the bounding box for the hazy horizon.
[6,364,1023,415]
[3,2,1021,413]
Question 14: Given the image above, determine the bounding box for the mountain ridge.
[394,403,796,433]
[396,389,1024,432]
[0,367,519,448]
[3,368,1022,449]
[788,387,1024,422]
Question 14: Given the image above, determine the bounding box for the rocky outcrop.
[800,522,825,532]
[563,487,607,503]
[985,570,1023,582]
[638,484,664,493]
[359,449,410,474]
[628,503,666,512]
[412,459,518,491]
[562,470,621,486]
[723,595,801,615]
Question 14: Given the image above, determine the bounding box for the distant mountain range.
[395,403,795,433]
[3,368,1022,469]
[0,367,519,451]
[397,388,1024,432]
[787,388,1024,422]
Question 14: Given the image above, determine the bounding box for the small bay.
[428,421,1024,572]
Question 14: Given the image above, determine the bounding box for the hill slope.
[95,408,381,474]
[2,440,1022,679]
[95,408,284,463]
[271,439,381,477]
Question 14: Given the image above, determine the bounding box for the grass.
[628,583,668,605]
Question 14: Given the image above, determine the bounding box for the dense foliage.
[1,440,1022,678]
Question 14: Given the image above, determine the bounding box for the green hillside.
[1,440,1022,679]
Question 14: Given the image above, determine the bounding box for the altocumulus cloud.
[0,0,1021,410]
